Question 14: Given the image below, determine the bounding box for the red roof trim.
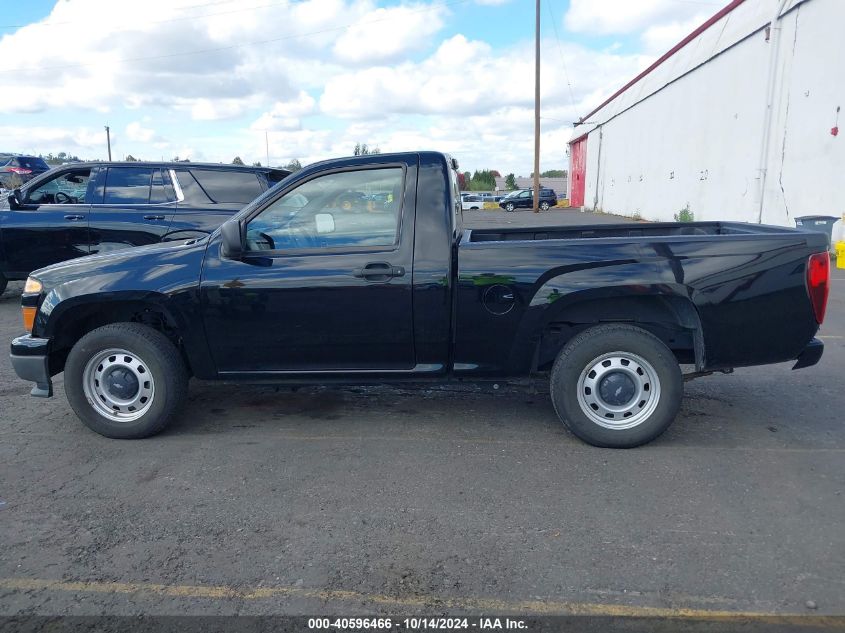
[577,0,746,126]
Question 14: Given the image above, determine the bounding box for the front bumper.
[792,337,824,370]
[10,335,52,397]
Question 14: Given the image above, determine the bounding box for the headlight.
[23,277,42,294]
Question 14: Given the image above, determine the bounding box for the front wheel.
[550,324,683,448]
[505,203,515,212]
[65,323,188,438]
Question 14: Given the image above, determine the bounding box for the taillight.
[8,167,32,174]
[806,252,830,324]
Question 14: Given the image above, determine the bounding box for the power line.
[545,0,579,124]
[0,0,469,75]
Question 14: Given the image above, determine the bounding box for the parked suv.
[0,155,51,190]
[499,188,557,211]
[0,161,289,294]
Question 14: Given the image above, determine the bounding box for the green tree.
[252,161,262,167]
[353,143,380,156]
[540,169,567,177]
[232,156,245,165]
[505,173,517,190]
[284,158,303,172]
[125,154,139,162]
[468,169,497,191]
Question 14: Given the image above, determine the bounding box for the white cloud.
[125,121,155,142]
[0,126,108,157]
[251,92,317,131]
[0,0,440,117]
[321,35,646,121]
[334,3,447,64]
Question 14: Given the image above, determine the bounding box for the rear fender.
[517,281,705,371]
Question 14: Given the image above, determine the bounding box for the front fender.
[29,239,216,378]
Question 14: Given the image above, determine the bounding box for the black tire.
[550,324,683,448]
[540,201,550,211]
[505,202,515,212]
[65,323,188,439]
[0,273,7,297]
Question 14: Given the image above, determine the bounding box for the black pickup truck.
[9,152,830,447]
[0,161,289,294]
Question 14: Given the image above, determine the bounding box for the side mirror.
[220,219,243,259]
[315,213,336,234]
[8,188,23,210]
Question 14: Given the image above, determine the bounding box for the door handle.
[143,214,166,221]
[354,262,405,281]
[64,214,84,221]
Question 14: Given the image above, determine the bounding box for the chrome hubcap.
[576,352,661,429]
[82,348,155,422]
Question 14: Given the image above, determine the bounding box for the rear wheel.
[550,324,683,448]
[0,273,7,296]
[65,323,188,438]
[540,201,550,211]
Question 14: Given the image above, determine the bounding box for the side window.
[150,169,176,204]
[245,167,404,252]
[174,170,212,206]
[26,169,92,205]
[190,169,263,204]
[103,167,153,204]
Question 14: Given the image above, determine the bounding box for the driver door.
[201,160,417,373]
[0,167,93,276]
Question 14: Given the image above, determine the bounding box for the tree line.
[459,169,568,191]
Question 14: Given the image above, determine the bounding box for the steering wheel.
[55,191,74,203]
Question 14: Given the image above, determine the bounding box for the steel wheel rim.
[576,351,661,430]
[82,348,155,422]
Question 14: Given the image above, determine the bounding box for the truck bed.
[465,221,805,243]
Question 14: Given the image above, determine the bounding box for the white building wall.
[571,0,845,226]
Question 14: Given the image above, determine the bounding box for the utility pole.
[104,126,112,161]
[265,130,270,167]
[532,0,541,212]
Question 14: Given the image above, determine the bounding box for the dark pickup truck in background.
[0,161,289,294]
[9,151,829,447]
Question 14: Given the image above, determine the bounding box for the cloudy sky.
[0,0,724,175]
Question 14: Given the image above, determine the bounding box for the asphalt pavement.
[0,209,843,624]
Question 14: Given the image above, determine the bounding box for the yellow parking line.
[0,577,841,625]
